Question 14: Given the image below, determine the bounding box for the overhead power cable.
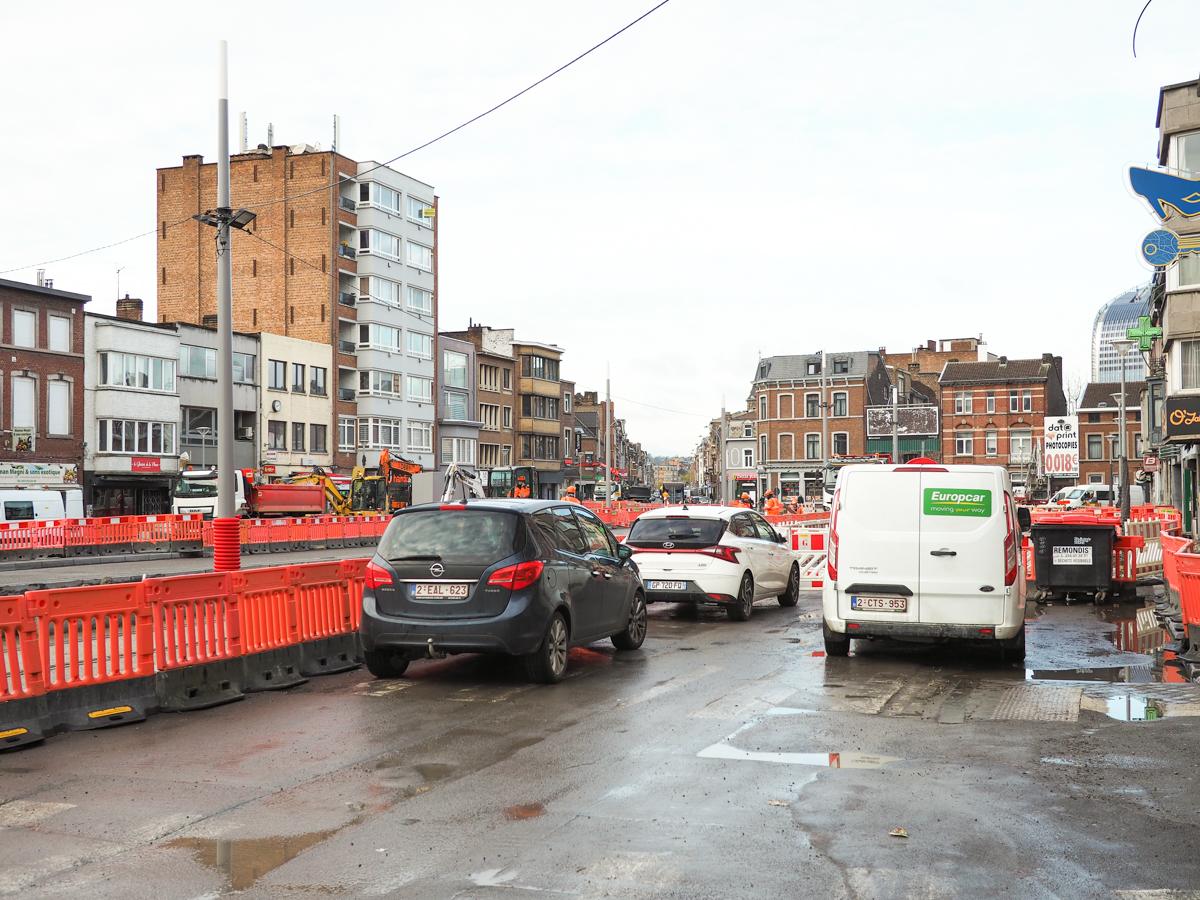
[0,0,672,277]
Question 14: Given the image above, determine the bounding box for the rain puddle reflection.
[167,830,338,891]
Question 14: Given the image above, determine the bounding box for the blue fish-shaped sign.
[1130,167,1200,220]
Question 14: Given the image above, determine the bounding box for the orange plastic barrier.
[0,593,41,703]
[1174,550,1200,628]
[341,559,366,631]
[144,572,240,670]
[292,562,352,641]
[25,582,154,690]
[232,566,298,654]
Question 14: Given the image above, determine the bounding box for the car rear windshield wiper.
[388,554,443,562]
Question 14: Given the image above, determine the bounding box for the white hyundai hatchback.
[624,506,800,621]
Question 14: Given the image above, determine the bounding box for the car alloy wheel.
[548,615,568,677]
[628,595,647,644]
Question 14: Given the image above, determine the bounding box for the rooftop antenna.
[332,114,340,153]
[116,266,125,300]
[239,112,248,152]
[267,122,273,146]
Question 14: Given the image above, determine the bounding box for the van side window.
[3,501,34,521]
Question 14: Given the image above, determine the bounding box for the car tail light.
[1003,494,1018,586]
[702,545,740,564]
[488,560,544,591]
[827,490,840,581]
[365,559,393,590]
[439,504,467,510]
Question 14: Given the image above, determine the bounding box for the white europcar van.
[822,459,1028,659]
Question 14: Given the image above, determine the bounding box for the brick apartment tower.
[157,146,437,472]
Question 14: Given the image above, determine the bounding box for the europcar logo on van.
[923,488,992,517]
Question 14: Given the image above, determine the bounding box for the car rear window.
[378,510,520,566]
[626,516,725,548]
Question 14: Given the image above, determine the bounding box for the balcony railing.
[338,291,357,307]
[338,340,357,355]
[338,388,355,402]
[339,195,357,213]
[338,244,357,259]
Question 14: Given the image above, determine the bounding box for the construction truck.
[173,467,326,518]
[290,450,423,515]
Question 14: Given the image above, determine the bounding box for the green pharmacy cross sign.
[1127,315,1162,352]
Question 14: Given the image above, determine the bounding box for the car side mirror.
[617,544,634,562]
[774,532,788,544]
[1016,507,1031,532]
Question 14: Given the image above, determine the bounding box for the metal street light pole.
[1111,338,1136,522]
[604,369,612,510]
[820,351,829,501]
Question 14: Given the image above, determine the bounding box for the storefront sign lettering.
[1165,397,1200,440]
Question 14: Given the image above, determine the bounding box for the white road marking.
[0,800,75,828]
[696,741,896,769]
[356,681,415,698]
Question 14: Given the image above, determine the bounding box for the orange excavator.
[349,449,423,514]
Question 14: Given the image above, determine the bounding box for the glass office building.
[1091,284,1151,383]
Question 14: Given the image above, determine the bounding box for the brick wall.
[1079,409,1142,484]
[940,382,1049,466]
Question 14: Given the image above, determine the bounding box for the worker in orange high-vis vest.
[763,490,783,516]
[735,492,753,508]
[513,476,532,499]
[564,485,582,504]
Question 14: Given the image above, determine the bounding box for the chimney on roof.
[36,269,45,287]
[1041,352,1054,363]
[927,340,935,352]
[116,294,143,322]
[998,355,1008,367]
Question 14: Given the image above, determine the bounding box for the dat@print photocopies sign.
[1043,416,1079,478]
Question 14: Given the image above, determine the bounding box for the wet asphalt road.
[3,590,1200,899]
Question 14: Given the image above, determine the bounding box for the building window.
[444,389,468,419]
[233,352,255,384]
[404,330,432,360]
[1088,472,1104,484]
[12,376,35,437]
[407,195,432,222]
[521,355,560,381]
[268,359,286,390]
[743,423,752,438]
[359,228,401,260]
[359,322,402,352]
[358,417,403,450]
[743,448,754,467]
[759,434,767,462]
[292,422,306,452]
[1022,390,1032,413]
[338,416,355,451]
[758,394,767,419]
[480,364,500,392]
[359,370,400,397]
[502,368,512,391]
[480,403,500,430]
[364,182,402,214]
[805,433,821,460]
[1087,433,1103,460]
[832,392,848,417]
[48,315,70,352]
[364,275,402,307]
[985,430,998,456]
[806,360,820,375]
[406,241,433,271]
[780,433,795,459]
[179,345,217,379]
[406,375,433,404]
[443,350,468,388]
[310,424,327,453]
[1109,434,1119,459]
[1177,253,1200,290]
[181,407,216,449]
[954,391,973,414]
[502,406,512,428]
[1182,340,1200,389]
[407,420,433,452]
[47,381,69,436]
[501,445,511,464]
[292,363,306,393]
[519,434,560,460]
[12,310,35,348]
[778,394,793,418]
[99,352,177,392]
[1087,411,1101,423]
[97,418,176,455]
[805,393,819,418]
[1173,130,1200,175]
[407,285,433,315]
[441,436,476,465]
[955,431,973,456]
[310,367,327,396]
[479,443,500,467]
[1011,430,1033,463]
[267,420,286,450]
[832,358,848,374]
[521,395,560,419]
[833,432,849,455]
[1008,391,1019,413]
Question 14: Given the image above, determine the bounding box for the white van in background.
[822,460,1027,660]
[0,489,84,523]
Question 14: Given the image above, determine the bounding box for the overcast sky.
[0,1,1194,455]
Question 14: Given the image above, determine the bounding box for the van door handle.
[930,549,957,557]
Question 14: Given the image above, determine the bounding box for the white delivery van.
[822,459,1028,659]
[0,489,83,523]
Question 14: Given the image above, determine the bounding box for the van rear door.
[836,467,922,624]
[918,472,1006,625]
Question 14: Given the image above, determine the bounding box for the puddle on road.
[373,759,457,797]
[167,830,339,892]
[696,741,898,768]
[1098,695,1163,722]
